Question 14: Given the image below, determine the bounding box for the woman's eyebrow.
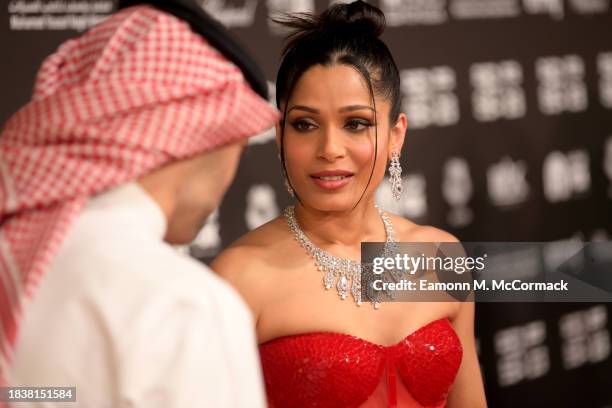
[287,104,377,114]
[287,105,318,114]
[339,105,376,113]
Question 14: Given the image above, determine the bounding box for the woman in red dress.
[213,1,487,406]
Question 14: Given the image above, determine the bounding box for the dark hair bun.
[320,0,385,37]
[273,0,386,42]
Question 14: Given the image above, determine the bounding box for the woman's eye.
[345,119,373,132]
[290,120,317,132]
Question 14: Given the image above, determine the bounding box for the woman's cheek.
[353,137,388,177]
[350,139,375,169]
[370,145,393,193]
[284,138,313,180]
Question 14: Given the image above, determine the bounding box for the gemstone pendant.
[324,270,334,290]
[337,276,348,299]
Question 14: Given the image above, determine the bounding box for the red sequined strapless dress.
[259,317,462,408]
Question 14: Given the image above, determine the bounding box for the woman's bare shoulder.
[212,216,289,268]
[385,212,459,243]
[231,216,289,249]
[210,216,293,313]
[386,213,463,318]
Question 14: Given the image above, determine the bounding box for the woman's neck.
[293,199,388,248]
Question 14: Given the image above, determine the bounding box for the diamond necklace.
[284,205,396,309]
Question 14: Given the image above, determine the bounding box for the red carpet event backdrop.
[1,0,612,406]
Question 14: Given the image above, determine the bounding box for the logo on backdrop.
[542,149,591,203]
[442,157,474,227]
[487,156,530,207]
[470,60,526,122]
[568,0,609,14]
[449,0,521,19]
[7,0,113,31]
[598,52,612,109]
[400,66,459,129]
[245,184,279,230]
[198,0,258,28]
[495,320,550,387]
[378,0,448,26]
[559,305,610,370]
[536,55,588,115]
[523,0,564,20]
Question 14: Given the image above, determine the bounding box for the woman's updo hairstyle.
[274,0,401,124]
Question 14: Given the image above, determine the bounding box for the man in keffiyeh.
[0,2,278,407]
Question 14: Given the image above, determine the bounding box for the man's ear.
[388,112,407,160]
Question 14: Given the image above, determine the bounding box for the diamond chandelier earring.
[284,177,295,197]
[389,151,403,201]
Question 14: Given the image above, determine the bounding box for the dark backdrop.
[2,1,611,406]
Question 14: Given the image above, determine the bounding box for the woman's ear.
[388,112,407,160]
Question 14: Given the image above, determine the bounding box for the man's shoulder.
[52,226,247,316]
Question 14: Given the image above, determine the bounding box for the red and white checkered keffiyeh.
[0,4,278,376]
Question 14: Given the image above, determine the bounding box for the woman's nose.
[316,127,346,162]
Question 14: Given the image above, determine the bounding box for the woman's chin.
[298,194,364,213]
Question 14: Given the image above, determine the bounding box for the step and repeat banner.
[1,0,612,406]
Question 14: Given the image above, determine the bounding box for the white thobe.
[8,183,265,408]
